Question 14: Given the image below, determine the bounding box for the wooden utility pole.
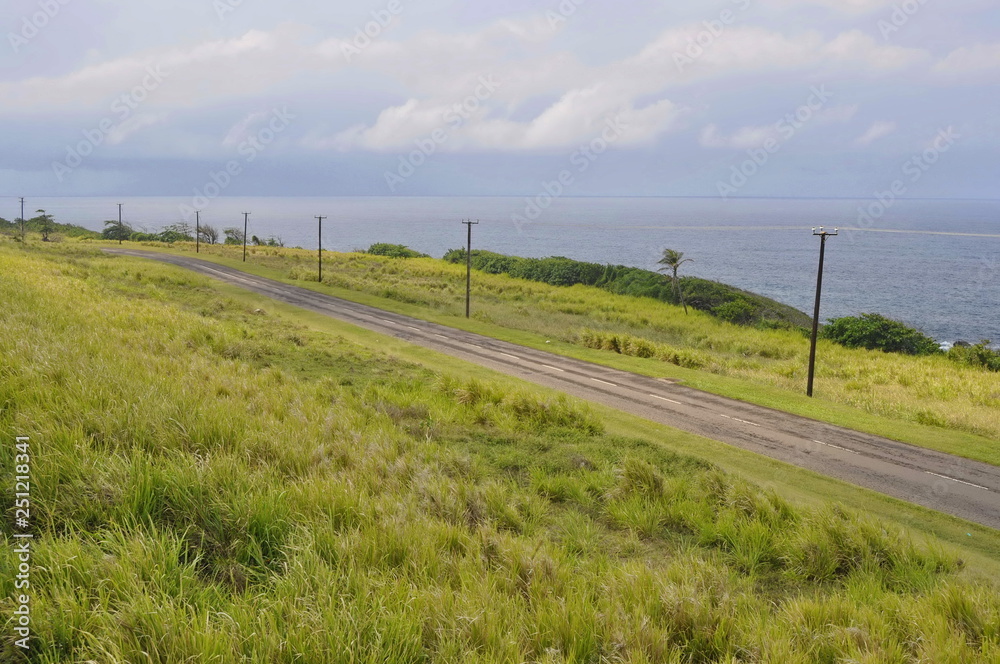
[462,220,479,318]
[315,216,327,282]
[807,227,838,397]
[242,212,250,262]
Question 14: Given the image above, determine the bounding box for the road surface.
[107,249,1000,530]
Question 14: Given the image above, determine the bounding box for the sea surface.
[22,196,1000,345]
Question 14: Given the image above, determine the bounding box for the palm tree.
[657,248,693,314]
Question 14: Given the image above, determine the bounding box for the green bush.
[712,298,756,326]
[822,313,941,356]
[367,243,429,258]
[948,341,1000,372]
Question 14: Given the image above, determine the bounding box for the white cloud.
[624,26,926,82]
[854,120,897,146]
[700,124,779,149]
[759,0,896,13]
[933,43,1000,78]
[107,113,169,145]
[314,22,920,155]
[0,26,321,113]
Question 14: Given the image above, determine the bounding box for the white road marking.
[541,364,565,372]
[719,414,759,426]
[812,440,858,455]
[379,318,395,325]
[500,353,520,361]
[591,378,618,388]
[406,326,420,332]
[434,334,449,340]
[650,394,682,405]
[926,472,991,491]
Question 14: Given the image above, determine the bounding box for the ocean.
[21,196,1000,345]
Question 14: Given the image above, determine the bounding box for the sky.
[1,0,998,199]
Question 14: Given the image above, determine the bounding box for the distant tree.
[656,249,694,314]
[198,224,219,245]
[160,222,194,242]
[223,227,245,245]
[34,209,55,242]
[102,219,134,243]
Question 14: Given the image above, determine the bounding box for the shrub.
[367,243,429,258]
[948,341,1000,372]
[822,313,941,356]
[712,298,756,326]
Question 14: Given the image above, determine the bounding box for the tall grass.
[166,242,1000,443]
[3,241,996,662]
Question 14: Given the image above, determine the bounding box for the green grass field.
[1,241,999,662]
[117,241,1000,467]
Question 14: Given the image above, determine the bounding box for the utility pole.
[462,219,479,318]
[807,227,837,397]
[316,215,327,282]
[117,203,124,244]
[19,197,24,242]
[242,212,250,262]
[195,210,200,254]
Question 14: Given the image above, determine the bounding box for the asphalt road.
[107,249,1000,530]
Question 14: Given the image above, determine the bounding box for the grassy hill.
[124,241,999,456]
[442,249,812,328]
[0,215,100,241]
[2,241,999,661]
